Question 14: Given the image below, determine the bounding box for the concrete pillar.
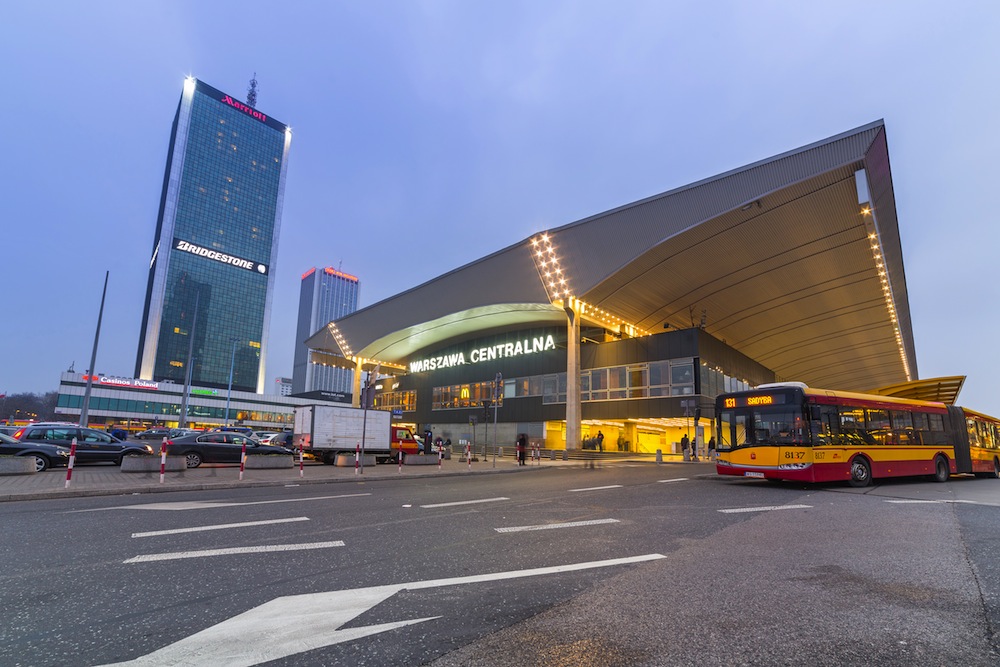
[625,422,639,452]
[351,358,363,408]
[564,301,581,451]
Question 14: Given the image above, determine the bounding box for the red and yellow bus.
[715,382,1000,486]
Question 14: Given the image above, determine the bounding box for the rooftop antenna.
[247,73,258,109]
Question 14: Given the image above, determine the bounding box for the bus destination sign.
[722,393,788,409]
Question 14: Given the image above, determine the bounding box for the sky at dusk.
[2,2,998,415]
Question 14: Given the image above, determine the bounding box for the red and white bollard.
[466,444,472,470]
[438,444,443,470]
[298,446,304,478]
[239,440,248,481]
[64,437,77,489]
[398,449,403,474]
[159,437,168,484]
[355,443,360,475]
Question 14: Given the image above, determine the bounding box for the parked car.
[0,425,21,436]
[254,431,279,441]
[0,432,71,472]
[13,424,154,465]
[135,428,171,440]
[164,432,292,468]
[263,432,293,447]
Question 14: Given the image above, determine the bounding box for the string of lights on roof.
[326,321,353,359]
[529,233,650,337]
[863,206,912,381]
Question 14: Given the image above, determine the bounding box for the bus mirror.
[809,405,822,420]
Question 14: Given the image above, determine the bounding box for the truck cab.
[391,426,421,456]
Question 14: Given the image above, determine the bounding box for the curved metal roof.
[307,120,917,392]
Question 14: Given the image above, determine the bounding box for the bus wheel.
[932,456,950,483]
[848,457,871,488]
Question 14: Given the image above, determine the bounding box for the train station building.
[304,120,922,454]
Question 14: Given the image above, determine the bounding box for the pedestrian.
[708,436,716,460]
[681,433,690,461]
[597,431,604,452]
[516,433,527,466]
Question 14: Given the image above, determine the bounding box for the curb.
[0,463,538,503]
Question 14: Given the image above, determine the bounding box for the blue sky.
[2,2,998,415]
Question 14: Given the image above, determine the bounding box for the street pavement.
[0,452,684,502]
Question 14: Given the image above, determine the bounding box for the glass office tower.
[136,77,292,393]
[292,267,360,395]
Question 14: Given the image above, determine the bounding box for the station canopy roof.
[307,120,919,393]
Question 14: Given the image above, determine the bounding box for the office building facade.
[292,267,360,397]
[136,77,292,393]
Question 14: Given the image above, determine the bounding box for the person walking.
[681,433,690,461]
[597,431,604,452]
[516,433,527,466]
[708,436,716,460]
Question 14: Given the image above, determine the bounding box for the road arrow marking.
[101,553,665,666]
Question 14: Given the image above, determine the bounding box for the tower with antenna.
[247,73,258,109]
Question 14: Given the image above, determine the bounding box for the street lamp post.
[225,338,239,426]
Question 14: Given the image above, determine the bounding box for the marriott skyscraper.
[136,77,291,393]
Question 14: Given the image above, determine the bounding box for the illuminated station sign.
[410,334,557,373]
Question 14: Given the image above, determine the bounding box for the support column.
[351,358,363,408]
[564,301,581,450]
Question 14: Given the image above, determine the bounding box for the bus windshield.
[718,406,808,450]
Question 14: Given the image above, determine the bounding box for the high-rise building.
[136,77,291,393]
[292,267,360,396]
[275,377,293,396]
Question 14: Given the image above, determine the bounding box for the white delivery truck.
[293,404,393,465]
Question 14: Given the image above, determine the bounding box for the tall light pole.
[80,271,109,427]
[178,291,200,429]
[225,338,239,426]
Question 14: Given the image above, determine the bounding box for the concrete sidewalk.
[0,453,683,502]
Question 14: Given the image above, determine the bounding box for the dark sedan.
[0,432,71,472]
[164,432,292,468]
[135,428,171,440]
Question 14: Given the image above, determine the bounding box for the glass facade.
[292,268,360,395]
[136,79,291,393]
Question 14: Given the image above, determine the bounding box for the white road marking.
[100,554,666,667]
[76,493,371,512]
[496,518,620,533]
[124,541,345,563]
[718,504,812,514]
[131,517,309,538]
[568,485,623,492]
[886,499,990,506]
[657,478,689,483]
[420,497,509,508]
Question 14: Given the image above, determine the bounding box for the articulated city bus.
[715,382,1000,486]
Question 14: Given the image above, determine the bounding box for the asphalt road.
[1,462,997,666]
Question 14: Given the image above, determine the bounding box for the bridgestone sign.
[173,238,268,275]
